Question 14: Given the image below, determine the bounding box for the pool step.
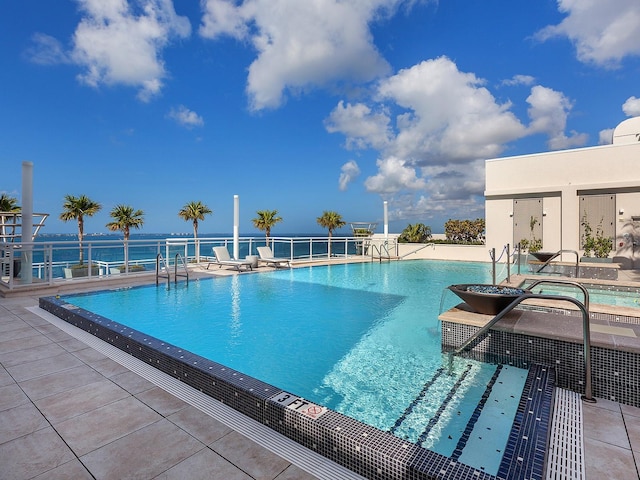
[390,361,528,476]
[389,360,495,447]
[452,365,528,473]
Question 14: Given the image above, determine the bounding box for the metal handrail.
[174,253,189,285]
[526,278,589,312]
[398,242,435,259]
[449,279,595,402]
[532,249,580,277]
[156,253,170,287]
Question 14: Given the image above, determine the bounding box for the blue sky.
[2,0,639,235]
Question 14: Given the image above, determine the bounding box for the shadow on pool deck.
[1,263,639,479]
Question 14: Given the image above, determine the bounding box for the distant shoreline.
[36,232,359,239]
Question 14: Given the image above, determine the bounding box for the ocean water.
[19,233,355,277]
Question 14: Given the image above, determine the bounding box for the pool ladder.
[448,279,595,403]
[369,241,401,262]
[156,253,189,288]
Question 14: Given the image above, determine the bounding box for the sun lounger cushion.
[257,246,290,268]
[208,246,253,271]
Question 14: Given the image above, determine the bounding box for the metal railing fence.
[1,235,370,290]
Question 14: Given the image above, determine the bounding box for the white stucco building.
[485,117,640,269]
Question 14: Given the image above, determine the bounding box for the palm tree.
[178,201,212,263]
[398,223,432,243]
[0,193,20,212]
[252,210,283,247]
[0,194,20,242]
[316,211,346,257]
[106,205,144,272]
[59,194,102,265]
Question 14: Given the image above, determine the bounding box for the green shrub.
[581,216,612,258]
[398,223,432,243]
[444,218,485,244]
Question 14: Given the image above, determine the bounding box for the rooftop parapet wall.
[485,141,640,196]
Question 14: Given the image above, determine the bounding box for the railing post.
[491,248,496,285]
[48,244,53,285]
[506,243,511,283]
[88,243,93,278]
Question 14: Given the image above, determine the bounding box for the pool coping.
[39,293,555,480]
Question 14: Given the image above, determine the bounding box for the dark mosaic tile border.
[442,320,640,407]
[530,263,619,280]
[40,295,554,480]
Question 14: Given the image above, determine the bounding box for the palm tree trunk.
[194,222,200,264]
[123,231,130,273]
[78,221,84,265]
[123,240,129,273]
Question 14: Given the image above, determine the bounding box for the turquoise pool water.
[64,260,527,474]
[525,282,640,309]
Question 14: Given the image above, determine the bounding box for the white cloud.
[64,0,191,101]
[526,85,588,149]
[199,0,399,110]
[375,57,527,164]
[167,105,204,127]
[599,128,614,144]
[327,56,588,222]
[325,101,392,150]
[419,161,486,201]
[364,156,426,194]
[622,96,640,117]
[338,160,361,191]
[536,0,640,68]
[330,56,526,218]
[26,33,71,65]
[501,74,536,87]
[200,0,250,39]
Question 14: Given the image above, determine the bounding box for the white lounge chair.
[208,246,253,271]
[257,246,290,268]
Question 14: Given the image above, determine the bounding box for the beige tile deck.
[1,266,640,479]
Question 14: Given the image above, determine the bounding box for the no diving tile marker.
[270,392,328,420]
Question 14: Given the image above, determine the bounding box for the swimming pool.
[46,260,550,479]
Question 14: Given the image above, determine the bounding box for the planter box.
[63,265,100,278]
[580,257,612,263]
[115,265,146,273]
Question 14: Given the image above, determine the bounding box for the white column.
[21,161,33,283]
[233,195,240,259]
[383,200,388,240]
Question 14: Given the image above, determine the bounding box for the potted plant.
[520,216,543,254]
[580,216,612,262]
[63,264,100,278]
[115,264,146,273]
